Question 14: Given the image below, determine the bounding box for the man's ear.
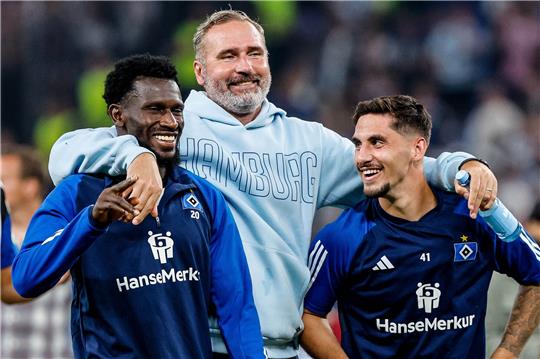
[108,104,125,127]
[193,60,205,87]
[412,136,428,162]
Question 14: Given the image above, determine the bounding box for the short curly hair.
[103,54,179,106]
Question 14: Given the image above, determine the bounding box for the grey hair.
[193,9,266,63]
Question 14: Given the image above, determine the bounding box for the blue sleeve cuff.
[86,206,110,232]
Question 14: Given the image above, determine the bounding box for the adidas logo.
[372,255,395,271]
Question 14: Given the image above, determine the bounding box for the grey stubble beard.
[203,69,272,115]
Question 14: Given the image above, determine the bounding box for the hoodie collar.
[184,90,286,129]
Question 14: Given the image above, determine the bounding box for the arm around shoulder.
[423,151,473,191]
[48,126,151,185]
[318,128,363,208]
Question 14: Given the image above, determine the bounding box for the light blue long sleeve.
[49,127,152,185]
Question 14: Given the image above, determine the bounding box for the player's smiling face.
[352,113,417,198]
[116,77,184,163]
[194,20,271,116]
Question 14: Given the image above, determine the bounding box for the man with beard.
[12,54,264,359]
[301,96,540,359]
[47,10,498,359]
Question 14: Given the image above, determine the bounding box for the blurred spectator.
[1,144,51,245]
[1,186,29,304]
[272,55,319,122]
[423,3,492,116]
[0,144,73,359]
[412,81,461,153]
[494,2,540,100]
[463,82,531,175]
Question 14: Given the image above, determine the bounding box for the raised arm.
[49,127,162,225]
[196,178,264,359]
[490,285,540,359]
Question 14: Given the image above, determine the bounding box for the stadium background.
[1,1,538,358]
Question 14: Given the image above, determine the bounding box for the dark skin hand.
[92,177,140,226]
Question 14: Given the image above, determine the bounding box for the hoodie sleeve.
[423,151,474,191]
[316,126,363,208]
[193,176,265,359]
[48,126,152,185]
[317,125,475,208]
[12,176,107,298]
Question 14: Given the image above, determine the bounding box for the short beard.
[204,70,272,115]
[364,182,391,198]
[138,141,180,175]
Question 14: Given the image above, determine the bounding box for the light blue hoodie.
[49,90,473,358]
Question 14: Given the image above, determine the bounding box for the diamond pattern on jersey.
[453,242,478,262]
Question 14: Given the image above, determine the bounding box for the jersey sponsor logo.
[147,230,174,264]
[307,240,328,289]
[376,283,476,334]
[375,314,476,334]
[416,282,441,313]
[115,267,200,292]
[453,242,477,262]
[372,255,394,271]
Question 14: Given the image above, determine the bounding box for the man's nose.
[235,54,254,74]
[160,110,180,129]
[355,146,373,165]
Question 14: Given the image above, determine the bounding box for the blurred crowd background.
[2,1,539,219]
[1,1,539,358]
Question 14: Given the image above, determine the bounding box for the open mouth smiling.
[153,134,176,143]
[359,167,383,180]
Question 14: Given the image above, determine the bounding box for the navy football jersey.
[12,167,263,359]
[304,188,540,359]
